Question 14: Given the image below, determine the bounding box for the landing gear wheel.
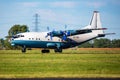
[22,45,26,53]
[41,49,50,53]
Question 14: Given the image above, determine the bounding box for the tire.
[41,50,50,53]
[22,45,26,53]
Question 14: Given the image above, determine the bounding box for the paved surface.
[0,78,120,80]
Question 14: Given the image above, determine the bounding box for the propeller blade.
[47,26,50,31]
[45,32,53,40]
[62,34,67,41]
[66,31,70,36]
[65,24,67,29]
[45,33,49,38]
[50,35,52,40]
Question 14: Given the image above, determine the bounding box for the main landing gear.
[41,48,62,53]
[41,49,50,53]
[21,46,62,53]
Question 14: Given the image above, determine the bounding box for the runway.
[0,78,120,80]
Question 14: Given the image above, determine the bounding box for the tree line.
[0,24,120,50]
[79,38,120,48]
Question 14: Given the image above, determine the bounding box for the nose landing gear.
[22,45,26,53]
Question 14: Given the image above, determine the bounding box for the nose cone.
[11,40,16,46]
[11,43,15,46]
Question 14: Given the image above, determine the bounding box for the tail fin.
[90,11,102,28]
[90,11,104,34]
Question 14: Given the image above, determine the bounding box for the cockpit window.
[13,35,24,38]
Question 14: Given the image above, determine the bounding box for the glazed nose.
[11,40,15,46]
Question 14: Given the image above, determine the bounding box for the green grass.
[0,49,120,78]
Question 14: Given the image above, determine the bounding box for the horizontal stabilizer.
[104,33,115,35]
[98,33,115,37]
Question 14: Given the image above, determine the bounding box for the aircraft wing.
[76,28,106,34]
[46,28,107,40]
[66,28,107,36]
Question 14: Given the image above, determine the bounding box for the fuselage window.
[59,39,60,41]
[29,38,31,40]
[39,38,40,40]
[32,38,34,40]
[21,35,24,37]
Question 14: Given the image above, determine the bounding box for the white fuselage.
[11,29,99,49]
[13,31,98,43]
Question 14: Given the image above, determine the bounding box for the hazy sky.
[0,0,120,39]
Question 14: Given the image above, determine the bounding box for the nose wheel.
[22,45,26,53]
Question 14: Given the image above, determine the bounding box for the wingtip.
[105,33,116,35]
[101,28,107,30]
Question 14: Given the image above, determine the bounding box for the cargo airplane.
[10,11,113,53]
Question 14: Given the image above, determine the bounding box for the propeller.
[61,31,71,41]
[45,25,71,41]
[62,34,67,41]
[45,30,71,41]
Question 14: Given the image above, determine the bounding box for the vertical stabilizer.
[90,11,104,34]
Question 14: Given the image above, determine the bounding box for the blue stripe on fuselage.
[11,40,73,49]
